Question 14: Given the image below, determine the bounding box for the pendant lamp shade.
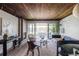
[73,4,79,18]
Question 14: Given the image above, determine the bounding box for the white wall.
[60,14,79,40]
[0,10,18,36]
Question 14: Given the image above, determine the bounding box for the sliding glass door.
[48,23,59,39]
[36,23,48,41]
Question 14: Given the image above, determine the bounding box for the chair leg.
[27,49,30,56]
[37,47,40,56]
[32,50,34,56]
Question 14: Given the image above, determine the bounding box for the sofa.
[57,36,79,56]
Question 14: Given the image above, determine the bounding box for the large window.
[27,22,59,40]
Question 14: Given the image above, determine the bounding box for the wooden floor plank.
[6,40,57,56]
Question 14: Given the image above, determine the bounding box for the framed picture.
[0,18,2,35]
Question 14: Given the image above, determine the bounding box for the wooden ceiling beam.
[25,19,61,21]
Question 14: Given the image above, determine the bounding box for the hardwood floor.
[7,40,57,56]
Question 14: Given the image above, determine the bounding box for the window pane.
[28,23,35,35]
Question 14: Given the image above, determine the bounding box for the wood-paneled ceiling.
[0,3,76,21]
